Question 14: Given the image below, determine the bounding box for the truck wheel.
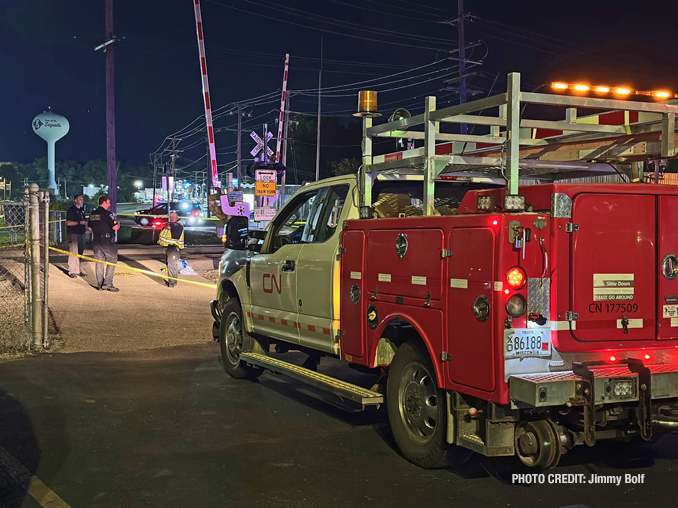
[387,340,450,468]
[219,297,262,380]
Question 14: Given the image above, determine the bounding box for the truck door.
[657,196,678,339]
[570,194,656,342]
[447,227,496,392]
[250,189,325,344]
[297,184,350,353]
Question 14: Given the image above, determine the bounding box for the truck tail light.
[505,294,527,318]
[506,267,526,289]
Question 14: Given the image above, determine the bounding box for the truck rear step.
[510,364,678,407]
[240,352,384,406]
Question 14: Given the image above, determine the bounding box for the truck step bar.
[240,352,384,406]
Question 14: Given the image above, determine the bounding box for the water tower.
[32,110,70,195]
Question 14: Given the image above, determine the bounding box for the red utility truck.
[212,73,678,469]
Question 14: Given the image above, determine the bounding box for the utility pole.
[280,93,290,206]
[237,105,242,190]
[440,2,481,134]
[458,0,467,135]
[315,38,323,181]
[104,0,117,211]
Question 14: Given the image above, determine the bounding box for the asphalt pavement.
[2,344,678,508]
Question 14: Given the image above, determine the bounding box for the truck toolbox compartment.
[510,364,678,407]
[365,228,444,300]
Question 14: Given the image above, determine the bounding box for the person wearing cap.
[88,195,120,292]
[159,212,184,287]
[66,194,88,278]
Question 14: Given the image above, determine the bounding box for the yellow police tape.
[48,246,218,289]
[0,243,25,250]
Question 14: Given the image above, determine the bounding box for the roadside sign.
[220,195,249,217]
[254,207,276,221]
[255,181,277,196]
[255,170,277,182]
[227,191,244,202]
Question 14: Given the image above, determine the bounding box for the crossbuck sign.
[250,130,274,158]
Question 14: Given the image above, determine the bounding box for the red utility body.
[340,183,678,406]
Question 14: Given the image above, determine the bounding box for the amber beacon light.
[354,90,382,117]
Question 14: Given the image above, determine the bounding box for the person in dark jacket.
[88,195,120,292]
[66,194,88,278]
[161,212,184,287]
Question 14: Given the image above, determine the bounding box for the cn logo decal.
[263,273,282,294]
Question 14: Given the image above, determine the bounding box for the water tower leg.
[47,141,58,195]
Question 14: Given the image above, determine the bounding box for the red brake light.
[506,267,526,289]
[610,356,617,362]
[194,211,199,216]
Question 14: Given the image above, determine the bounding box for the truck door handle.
[282,260,295,272]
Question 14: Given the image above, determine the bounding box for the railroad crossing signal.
[250,130,274,158]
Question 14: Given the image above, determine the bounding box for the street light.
[134,180,143,189]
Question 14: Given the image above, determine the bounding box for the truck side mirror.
[225,216,248,250]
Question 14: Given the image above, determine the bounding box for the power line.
[246,0,455,45]
[204,0,457,52]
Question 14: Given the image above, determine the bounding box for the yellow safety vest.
[158,227,185,249]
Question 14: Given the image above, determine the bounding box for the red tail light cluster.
[506,267,526,289]
[505,267,528,319]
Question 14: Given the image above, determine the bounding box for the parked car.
[134,202,203,227]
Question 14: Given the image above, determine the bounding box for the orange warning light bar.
[551,82,677,100]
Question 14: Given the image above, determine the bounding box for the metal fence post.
[23,196,31,331]
[28,183,42,348]
[41,192,50,346]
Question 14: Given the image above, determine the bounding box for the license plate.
[504,329,551,359]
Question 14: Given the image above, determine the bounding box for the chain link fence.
[0,202,30,351]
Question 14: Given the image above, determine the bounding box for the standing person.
[66,194,88,278]
[88,195,120,292]
[158,212,184,287]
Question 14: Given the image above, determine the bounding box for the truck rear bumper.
[510,363,678,408]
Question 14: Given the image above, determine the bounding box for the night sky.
[2,0,678,170]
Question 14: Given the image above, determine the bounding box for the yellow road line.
[28,477,71,508]
[0,445,70,508]
[49,246,217,289]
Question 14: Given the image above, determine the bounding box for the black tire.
[219,297,263,380]
[139,217,149,226]
[387,340,451,469]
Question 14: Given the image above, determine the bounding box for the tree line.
[0,115,391,203]
[0,158,152,203]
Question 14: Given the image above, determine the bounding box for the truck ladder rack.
[240,352,384,406]
[359,72,678,215]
